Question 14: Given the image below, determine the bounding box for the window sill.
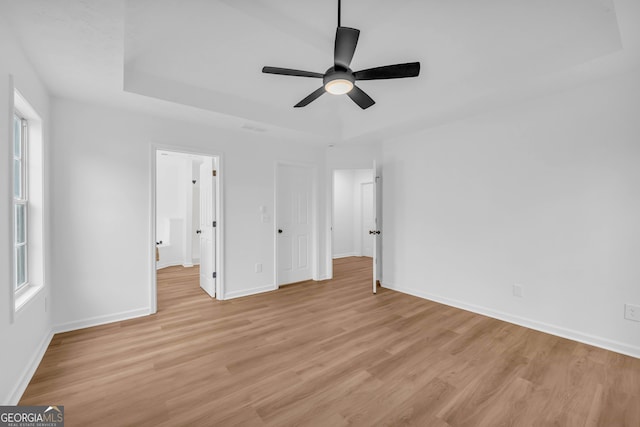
[15,283,44,313]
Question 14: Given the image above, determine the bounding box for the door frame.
[149,144,224,314]
[274,161,319,288]
[360,181,374,257]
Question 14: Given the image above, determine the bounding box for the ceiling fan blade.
[347,85,375,110]
[354,62,420,80]
[262,66,323,78]
[294,87,326,108]
[334,27,360,70]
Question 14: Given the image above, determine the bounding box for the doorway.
[151,148,222,313]
[331,168,378,292]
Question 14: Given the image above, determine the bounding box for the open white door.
[199,158,216,297]
[372,160,381,294]
[361,182,374,257]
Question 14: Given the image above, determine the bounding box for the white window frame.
[11,87,45,318]
[13,113,29,297]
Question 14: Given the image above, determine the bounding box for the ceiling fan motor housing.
[323,67,355,87]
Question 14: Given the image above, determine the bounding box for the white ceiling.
[2,0,638,145]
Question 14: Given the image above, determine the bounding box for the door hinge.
[212,272,217,279]
[212,221,216,227]
[212,170,217,177]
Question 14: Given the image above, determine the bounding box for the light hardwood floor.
[21,257,640,426]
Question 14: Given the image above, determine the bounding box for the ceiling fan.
[262,0,420,110]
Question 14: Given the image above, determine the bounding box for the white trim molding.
[156,261,200,270]
[332,252,359,259]
[53,308,150,334]
[382,282,640,359]
[7,330,54,405]
[224,285,277,301]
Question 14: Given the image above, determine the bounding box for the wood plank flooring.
[20,257,640,426]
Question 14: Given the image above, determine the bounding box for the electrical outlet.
[624,304,640,322]
[513,284,523,298]
[255,263,262,273]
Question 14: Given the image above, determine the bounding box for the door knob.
[278,229,283,234]
[196,230,201,234]
[369,230,380,235]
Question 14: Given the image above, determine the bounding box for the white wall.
[50,98,327,329]
[326,144,380,171]
[332,169,374,258]
[191,160,201,262]
[381,68,640,357]
[156,154,185,244]
[0,15,52,404]
[332,170,354,258]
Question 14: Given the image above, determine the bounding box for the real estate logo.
[0,406,64,427]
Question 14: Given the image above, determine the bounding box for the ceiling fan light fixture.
[325,78,354,95]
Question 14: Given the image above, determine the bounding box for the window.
[13,113,28,292]
[12,88,44,316]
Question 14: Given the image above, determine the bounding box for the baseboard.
[53,308,150,334]
[224,285,277,300]
[157,260,197,270]
[333,252,358,259]
[382,282,640,359]
[156,261,181,270]
[157,261,199,269]
[7,329,54,405]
